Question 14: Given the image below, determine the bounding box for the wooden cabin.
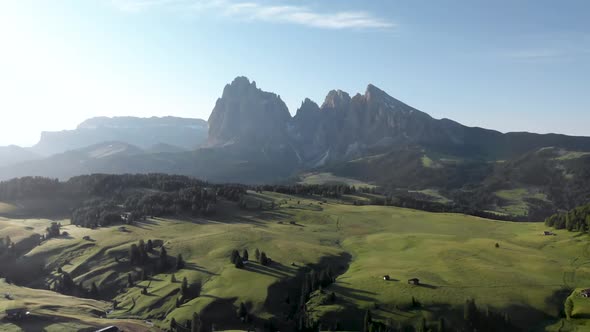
[408,278,420,285]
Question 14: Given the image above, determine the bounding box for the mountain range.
[1,76,589,218]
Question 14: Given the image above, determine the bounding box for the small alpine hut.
[581,289,590,298]
[408,278,420,285]
[383,275,391,281]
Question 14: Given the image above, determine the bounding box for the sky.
[0,0,589,147]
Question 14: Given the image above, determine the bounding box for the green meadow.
[1,191,589,331]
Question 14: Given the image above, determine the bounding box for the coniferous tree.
[230,249,240,264]
[90,282,99,298]
[238,302,248,321]
[159,246,168,270]
[260,252,269,266]
[242,249,249,261]
[171,317,177,330]
[171,274,176,283]
[363,309,372,332]
[255,248,260,261]
[565,297,574,319]
[127,273,134,287]
[191,312,201,332]
[181,277,189,296]
[146,239,153,252]
[138,240,147,264]
[176,253,185,270]
[235,256,244,269]
[438,317,446,332]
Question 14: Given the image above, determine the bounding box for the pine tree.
[235,257,244,269]
[181,277,189,296]
[171,274,176,282]
[464,298,478,327]
[138,239,147,264]
[230,249,240,264]
[242,249,249,261]
[438,317,446,332]
[159,246,168,270]
[176,253,185,270]
[90,282,99,298]
[565,297,574,319]
[260,252,269,266]
[191,312,201,332]
[419,317,427,332]
[127,273,134,287]
[146,239,153,252]
[255,248,260,261]
[238,302,248,321]
[363,309,372,332]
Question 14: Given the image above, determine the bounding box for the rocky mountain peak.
[222,76,258,98]
[295,98,321,118]
[322,90,351,110]
[208,76,291,146]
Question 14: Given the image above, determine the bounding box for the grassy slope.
[2,193,589,330]
[0,279,152,332]
[299,172,376,188]
[494,188,549,216]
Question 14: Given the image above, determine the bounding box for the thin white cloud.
[111,0,394,30]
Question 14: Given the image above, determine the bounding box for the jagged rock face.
[291,84,445,164]
[208,76,590,168]
[207,77,291,147]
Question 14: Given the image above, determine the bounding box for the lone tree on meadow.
[242,249,249,262]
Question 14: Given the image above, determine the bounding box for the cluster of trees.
[230,248,271,269]
[0,174,248,228]
[545,202,590,232]
[257,184,361,198]
[51,270,101,299]
[128,239,171,273]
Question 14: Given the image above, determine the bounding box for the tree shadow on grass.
[244,263,291,279]
[329,284,377,302]
[184,262,218,276]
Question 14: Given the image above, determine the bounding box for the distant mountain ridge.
[31,116,207,156]
[1,76,590,219]
[0,145,40,168]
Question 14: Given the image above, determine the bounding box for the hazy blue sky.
[1,0,589,146]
